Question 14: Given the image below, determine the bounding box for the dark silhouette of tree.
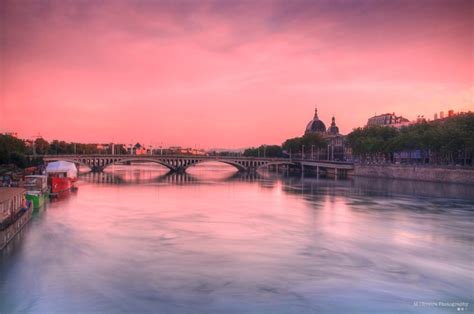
[243,145,283,157]
[347,113,474,165]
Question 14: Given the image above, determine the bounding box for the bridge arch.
[103,157,177,171]
[184,159,297,172]
[183,159,248,172]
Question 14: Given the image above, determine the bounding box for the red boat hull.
[49,177,72,194]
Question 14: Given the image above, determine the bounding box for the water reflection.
[83,163,271,186]
[1,165,473,314]
[83,169,199,185]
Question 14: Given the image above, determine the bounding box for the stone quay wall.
[353,164,474,185]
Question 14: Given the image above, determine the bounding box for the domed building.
[305,108,327,134]
[302,107,347,161]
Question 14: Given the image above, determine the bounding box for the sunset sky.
[1,0,472,148]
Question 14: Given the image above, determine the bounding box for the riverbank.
[353,164,474,184]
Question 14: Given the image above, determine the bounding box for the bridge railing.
[35,154,291,161]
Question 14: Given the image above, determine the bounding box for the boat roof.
[26,190,41,195]
[0,187,26,203]
[25,175,47,178]
[46,161,77,173]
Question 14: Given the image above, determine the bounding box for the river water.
[1,163,473,313]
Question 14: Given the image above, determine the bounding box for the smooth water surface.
[1,164,473,313]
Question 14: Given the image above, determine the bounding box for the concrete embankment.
[353,164,474,185]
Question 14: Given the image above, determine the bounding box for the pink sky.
[1,0,472,148]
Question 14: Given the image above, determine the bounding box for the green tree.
[347,113,474,165]
[243,145,283,157]
[34,138,50,155]
[282,136,303,155]
[0,134,27,166]
[282,133,326,157]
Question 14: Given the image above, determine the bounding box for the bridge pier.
[325,167,346,179]
[174,166,187,174]
[245,167,258,173]
[91,165,104,173]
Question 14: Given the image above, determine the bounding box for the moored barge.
[46,161,78,196]
[24,175,49,209]
[0,187,32,250]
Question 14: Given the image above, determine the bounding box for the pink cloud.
[1,0,472,148]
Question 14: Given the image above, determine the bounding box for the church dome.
[305,108,326,134]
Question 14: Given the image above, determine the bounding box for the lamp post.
[302,145,305,159]
[311,145,314,160]
[263,145,266,158]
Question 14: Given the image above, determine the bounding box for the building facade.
[367,113,409,128]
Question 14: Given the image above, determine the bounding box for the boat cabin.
[24,175,48,193]
[46,161,77,180]
[0,188,27,224]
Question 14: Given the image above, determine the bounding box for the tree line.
[346,113,474,165]
[32,138,127,155]
[243,133,326,158]
[0,136,127,168]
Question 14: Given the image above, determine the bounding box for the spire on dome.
[314,107,319,119]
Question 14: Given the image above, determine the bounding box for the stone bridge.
[34,154,354,175]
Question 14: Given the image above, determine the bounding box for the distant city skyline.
[1,0,472,148]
